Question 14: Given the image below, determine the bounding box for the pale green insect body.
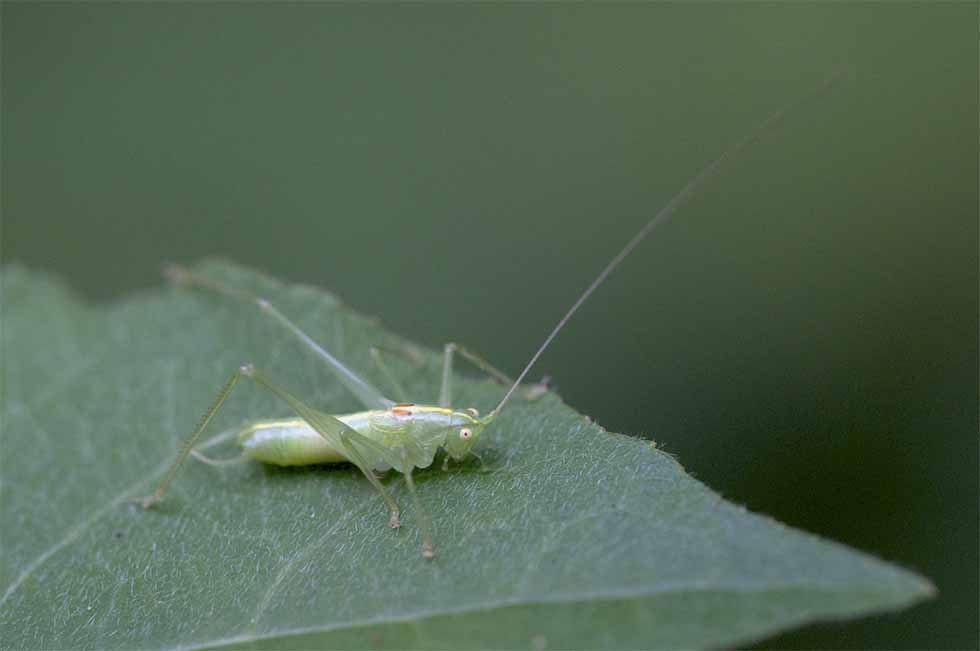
[238,418,347,466]
[238,405,485,470]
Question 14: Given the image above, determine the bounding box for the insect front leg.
[441,448,488,472]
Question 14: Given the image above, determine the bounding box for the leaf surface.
[0,261,933,649]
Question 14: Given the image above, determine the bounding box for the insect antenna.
[488,70,848,419]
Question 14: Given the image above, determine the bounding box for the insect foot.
[422,541,435,559]
[389,509,401,529]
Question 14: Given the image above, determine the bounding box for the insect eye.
[459,428,473,440]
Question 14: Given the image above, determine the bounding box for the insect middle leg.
[400,456,434,558]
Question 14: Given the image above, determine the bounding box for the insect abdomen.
[239,419,348,466]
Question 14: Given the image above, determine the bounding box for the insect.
[135,73,843,557]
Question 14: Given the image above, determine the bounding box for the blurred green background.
[3,3,976,648]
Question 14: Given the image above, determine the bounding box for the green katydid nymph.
[135,73,844,557]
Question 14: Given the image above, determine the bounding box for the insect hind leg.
[190,449,247,467]
[241,364,405,530]
[369,346,410,403]
[166,264,395,412]
[134,368,246,508]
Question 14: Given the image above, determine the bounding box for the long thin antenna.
[490,71,847,418]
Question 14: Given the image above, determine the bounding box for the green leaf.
[0,261,933,650]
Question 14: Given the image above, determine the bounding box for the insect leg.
[401,457,435,558]
[369,346,409,403]
[166,265,395,411]
[134,370,244,508]
[439,342,516,407]
[189,449,248,466]
[335,430,402,529]
[242,365,404,529]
